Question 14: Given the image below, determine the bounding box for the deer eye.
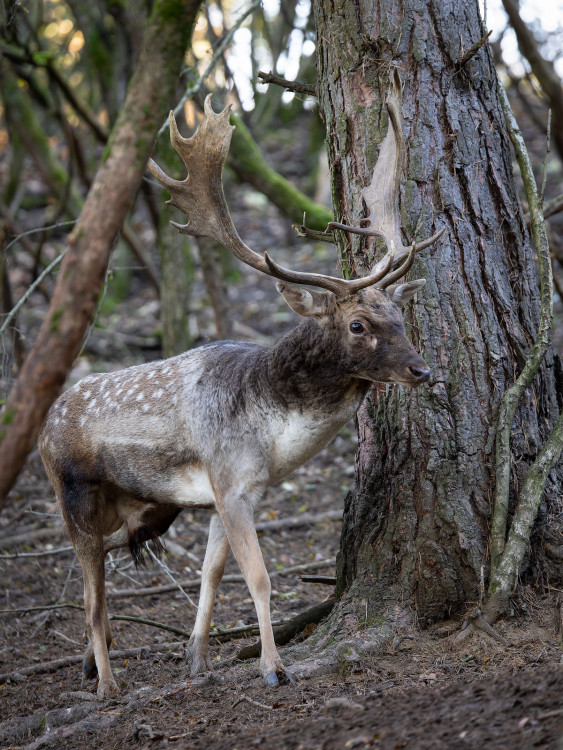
[349,321,364,334]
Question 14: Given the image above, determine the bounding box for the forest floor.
[2,114,563,749]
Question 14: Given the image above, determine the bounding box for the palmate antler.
[148,85,443,298]
[327,70,444,288]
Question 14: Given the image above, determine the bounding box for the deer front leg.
[219,491,292,687]
[186,513,230,676]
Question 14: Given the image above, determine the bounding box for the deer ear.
[276,282,328,318]
[387,279,426,307]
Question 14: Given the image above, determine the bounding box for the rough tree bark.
[0,0,202,508]
[312,0,563,630]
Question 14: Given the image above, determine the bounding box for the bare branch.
[158,0,261,138]
[0,250,66,338]
[106,558,335,599]
[257,70,316,97]
[540,110,552,205]
[0,545,73,559]
[108,613,191,638]
[457,30,493,67]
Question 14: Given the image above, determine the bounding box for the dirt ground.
[2,126,563,749]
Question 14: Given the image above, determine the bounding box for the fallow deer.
[39,78,444,697]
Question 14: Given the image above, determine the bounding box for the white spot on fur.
[87,398,97,410]
[136,392,144,401]
[79,416,87,427]
[154,389,164,399]
[82,390,91,400]
[147,371,156,380]
[142,403,149,412]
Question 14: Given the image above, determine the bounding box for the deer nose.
[407,365,430,382]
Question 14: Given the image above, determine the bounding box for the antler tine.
[376,243,416,289]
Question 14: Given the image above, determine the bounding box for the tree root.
[450,609,511,648]
[236,599,335,661]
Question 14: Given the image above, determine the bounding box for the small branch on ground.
[0,602,83,615]
[0,641,187,683]
[0,526,65,550]
[256,509,342,531]
[293,221,335,243]
[106,558,335,599]
[0,545,73,559]
[299,575,336,585]
[108,613,192,638]
[232,694,273,711]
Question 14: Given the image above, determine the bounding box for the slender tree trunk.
[313,0,563,627]
[0,0,202,508]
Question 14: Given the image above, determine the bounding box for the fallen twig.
[106,558,335,599]
[299,575,336,585]
[232,694,273,711]
[0,641,187,683]
[0,602,83,615]
[255,510,342,532]
[0,545,73,559]
[108,613,191,638]
[0,526,64,550]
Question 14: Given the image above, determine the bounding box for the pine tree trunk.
[312,0,563,627]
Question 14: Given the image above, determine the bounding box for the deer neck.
[264,319,369,413]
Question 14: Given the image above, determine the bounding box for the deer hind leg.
[219,490,292,687]
[186,512,230,676]
[61,481,119,699]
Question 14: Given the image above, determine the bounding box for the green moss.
[230,114,332,231]
[50,308,64,332]
[2,407,16,425]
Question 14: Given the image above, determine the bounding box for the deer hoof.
[97,678,119,699]
[82,657,98,681]
[264,667,294,688]
[189,657,211,677]
[186,642,211,676]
